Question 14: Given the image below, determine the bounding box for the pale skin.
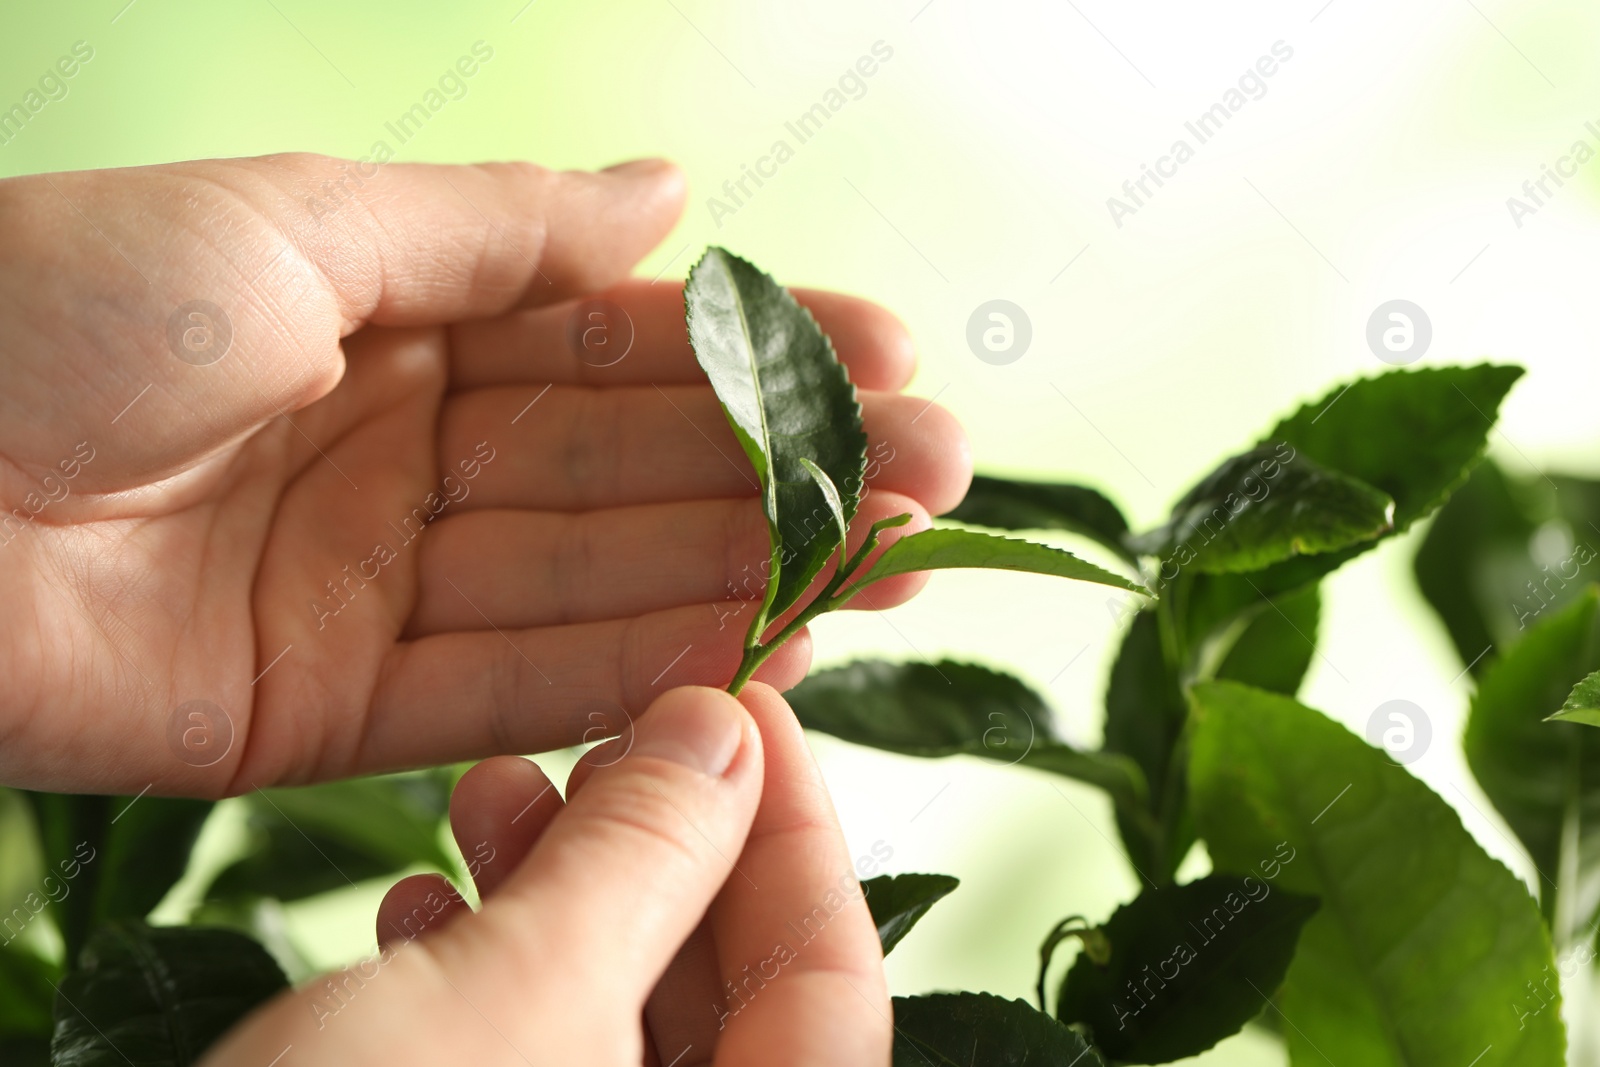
[0,155,967,1063]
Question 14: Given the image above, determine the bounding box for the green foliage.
[205,770,455,904]
[861,873,958,955]
[1213,584,1320,696]
[1190,681,1564,1067]
[1053,875,1319,1064]
[1416,459,1600,674]
[892,993,1105,1066]
[789,660,1149,813]
[1548,668,1600,728]
[25,794,212,961]
[945,475,1135,563]
[848,527,1145,594]
[1127,443,1394,573]
[50,922,286,1067]
[684,247,867,630]
[1464,589,1600,936]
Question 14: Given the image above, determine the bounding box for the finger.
[711,682,891,1064]
[436,687,764,1012]
[341,603,812,778]
[644,919,724,1065]
[440,387,969,515]
[376,873,470,949]
[12,155,684,490]
[407,490,932,635]
[449,281,917,392]
[449,756,563,899]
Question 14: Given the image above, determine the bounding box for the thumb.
[1,154,684,489]
[438,686,763,1016]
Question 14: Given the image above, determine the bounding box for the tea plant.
[0,248,1586,1067]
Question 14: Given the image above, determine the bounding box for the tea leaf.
[862,873,958,955]
[946,475,1135,563]
[848,528,1147,596]
[892,992,1105,1066]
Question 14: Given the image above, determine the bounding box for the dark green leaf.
[1214,583,1321,696]
[1055,875,1318,1064]
[945,475,1134,563]
[0,946,58,1039]
[685,247,867,628]
[51,921,286,1067]
[789,660,1148,812]
[1465,588,1600,933]
[862,873,958,956]
[1128,444,1393,574]
[849,528,1147,596]
[1190,680,1565,1067]
[1237,363,1522,598]
[892,992,1105,1067]
[1547,669,1600,727]
[207,771,453,904]
[1415,460,1600,676]
[25,794,211,961]
[1103,611,1190,882]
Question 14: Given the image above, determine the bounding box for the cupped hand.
[203,683,892,1066]
[0,154,970,795]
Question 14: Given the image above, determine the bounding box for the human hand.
[0,154,970,795]
[203,683,891,1066]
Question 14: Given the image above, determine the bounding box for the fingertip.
[376,873,468,948]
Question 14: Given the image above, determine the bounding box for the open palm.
[0,154,968,797]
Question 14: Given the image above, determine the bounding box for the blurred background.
[3,1,1598,1061]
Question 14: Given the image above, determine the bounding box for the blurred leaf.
[1465,588,1600,933]
[25,794,211,961]
[207,771,453,904]
[686,246,866,627]
[892,992,1105,1067]
[1055,875,1319,1064]
[862,873,958,956]
[1415,460,1600,676]
[51,921,286,1067]
[789,660,1149,812]
[1214,584,1321,696]
[1103,612,1190,882]
[0,945,59,1039]
[1547,669,1600,727]
[945,475,1134,562]
[1190,680,1565,1067]
[1128,444,1393,574]
[850,528,1147,597]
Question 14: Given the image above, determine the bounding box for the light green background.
[5,1,1600,1062]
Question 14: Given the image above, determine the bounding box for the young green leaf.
[25,793,212,961]
[862,873,959,955]
[1465,588,1600,933]
[945,474,1135,563]
[1054,875,1319,1064]
[788,659,1149,812]
[1127,444,1394,574]
[51,921,288,1067]
[1547,669,1600,727]
[685,247,867,631]
[892,993,1106,1067]
[845,528,1148,597]
[206,770,454,904]
[1190,680,1566,1067]
[799,456,850,562]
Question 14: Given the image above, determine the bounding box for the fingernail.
[601,157,675,180]
[631,691,745,777]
